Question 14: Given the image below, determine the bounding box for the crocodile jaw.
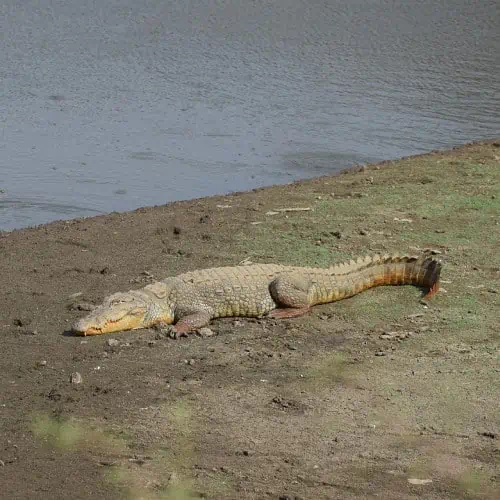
[72,291,173,336]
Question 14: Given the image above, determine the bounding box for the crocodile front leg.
[174,311,213,334]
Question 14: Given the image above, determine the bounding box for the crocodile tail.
[330,254,442,298]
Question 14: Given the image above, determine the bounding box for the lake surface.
[1,0,499,231]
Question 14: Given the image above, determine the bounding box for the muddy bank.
[0,140,499,499]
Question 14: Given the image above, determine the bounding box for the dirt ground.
[1,140,499,500]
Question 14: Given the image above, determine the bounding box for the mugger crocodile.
[72,253,441,336]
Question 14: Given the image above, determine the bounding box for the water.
[1,0,499,231]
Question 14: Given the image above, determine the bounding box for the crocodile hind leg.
[267,275,313,319]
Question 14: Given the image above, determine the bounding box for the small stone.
[187,358,196,366]
[359,229,369,235]
[407,313,425,319]
[70,372,83,384]
[106,338,120,347]
[199,327,215,337]
[0,460,4,466]
[37,360,47,367]
[232,320,244,327]
[375,351,386,356]
[22,328,38,336]
[173,226,182,235]
[380,333,396,340]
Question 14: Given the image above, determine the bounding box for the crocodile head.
[72,290,174,336]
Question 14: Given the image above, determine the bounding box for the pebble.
[375,351,386,356]
[70,372,83,384]
[22,328,38,336]
[199,327,215,337]
[106,338,120,347]
[0,460,4,466]
[37,360,47,367]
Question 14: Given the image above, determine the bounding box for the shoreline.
[2,137,498,235]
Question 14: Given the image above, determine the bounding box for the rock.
[106,338,120,347]
[173,226,182,235]
[199,327,215,337]
[37,360,47,367]
[407,313,425,320]
[21,328,38,336]
[70,372,83,384]
[375,351,386,356]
